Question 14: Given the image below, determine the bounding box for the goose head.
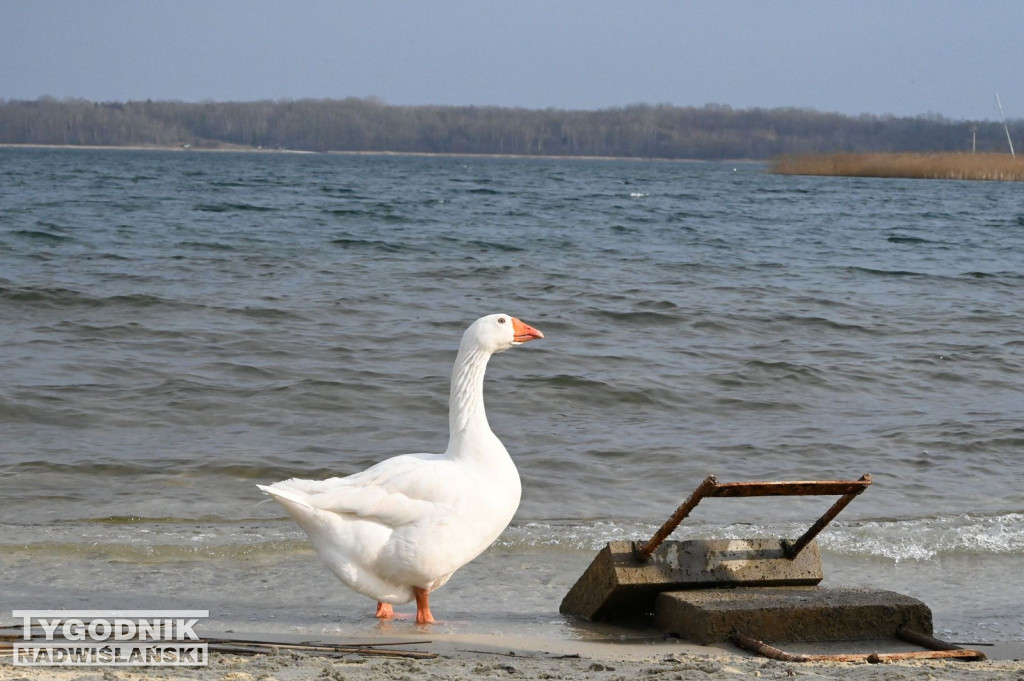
[461,314,544,355]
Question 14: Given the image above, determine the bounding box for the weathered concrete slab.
[654,587,933,645]
[559,539,823,621]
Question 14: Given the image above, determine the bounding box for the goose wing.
[260,453,457,528]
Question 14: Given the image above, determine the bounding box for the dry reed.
[771,152,1024,182]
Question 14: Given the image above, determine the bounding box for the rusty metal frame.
[635,473,872,562]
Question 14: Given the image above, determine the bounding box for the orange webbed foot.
[375,602,394,619]
[413,586,434,624]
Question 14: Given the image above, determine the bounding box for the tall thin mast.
[995,92,1016,157]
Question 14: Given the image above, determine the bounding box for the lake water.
[1,148,1022,644]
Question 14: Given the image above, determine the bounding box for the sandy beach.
[3,630,1022,681]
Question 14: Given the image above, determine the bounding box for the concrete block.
[559,539,823,621]
[654,587,933,645]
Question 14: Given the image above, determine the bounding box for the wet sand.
[3,630,1021,680]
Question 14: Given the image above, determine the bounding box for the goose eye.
[497,317,506,324]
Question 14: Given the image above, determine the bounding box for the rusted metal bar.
[731,633,814,661]
[709,479,871,497]
[731,633,880,662]
[782,474,872,558]
[866,649,989,662]
[636,474,872,563]
[898,628,987,659]
[732,633,987,663]
[634,475,717,561]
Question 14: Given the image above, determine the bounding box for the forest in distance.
[1,96,1021,161]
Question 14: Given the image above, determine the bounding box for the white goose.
[258,314,543,623]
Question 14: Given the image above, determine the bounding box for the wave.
[465,239,526,253]
[4,459,351,482]
[531,374,677,406]
[177,240,237,251]
[1,284,300,320]
[0,284,192,311]
[329,237,406,253]
[587,308,683,325]
[887,235,933,244]
[193,202,277,212]
[819,513,1024,562]
[1,284,82,305]
[709,359,831,389]
[609,224,638,234]
[849,264,1024,283]
[225,305,307,321]
[319,185,358,197]
[495,514,1024,561]
[0,539,313,563]
[322,208,375,218]
[844,265,927,278]
[962,271,1024,281]
[2,513,1020,566]
[323,203,415,224]
[58,515,266,525]
[773,313,875,334]
[13,226,73,242]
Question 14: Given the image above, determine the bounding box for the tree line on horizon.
[0,97,1019,160]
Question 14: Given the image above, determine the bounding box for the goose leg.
[413,587,434,624]
[375,602,394,619]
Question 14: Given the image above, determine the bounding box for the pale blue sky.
[2,1,1022,121]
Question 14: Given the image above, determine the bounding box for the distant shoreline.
[3,97,1018,161]
[0,143,758,164]
[0,142,314,154]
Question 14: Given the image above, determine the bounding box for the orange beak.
[511,317,544,344]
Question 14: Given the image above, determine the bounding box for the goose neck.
[447,344,492,441]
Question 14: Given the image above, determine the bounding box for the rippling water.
[1,148,1022,642]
